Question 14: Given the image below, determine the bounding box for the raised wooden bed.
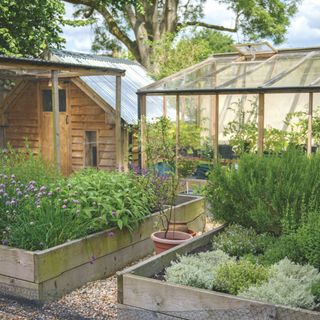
[117,226,320,320]
[0,195,205,302]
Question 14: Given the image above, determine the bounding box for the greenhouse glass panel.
[268,52,320,87]
[223,53,307,88]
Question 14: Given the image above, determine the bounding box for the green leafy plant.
[239,258,320,309]
[0,167,156,250]
[212,224,273,257]
[214,260,269,295]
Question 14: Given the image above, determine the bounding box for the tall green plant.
[206,149,320,234]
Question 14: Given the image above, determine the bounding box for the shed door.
[40,86,70,175]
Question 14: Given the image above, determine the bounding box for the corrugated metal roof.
[50,49,164,124]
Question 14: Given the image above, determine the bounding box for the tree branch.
[178,20,238,33]
[63,0,139,56]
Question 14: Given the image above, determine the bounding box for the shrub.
[295,211,320,268]
[261,233,306,266]
[214,260,269,295]
[239,258,320,309]
[165,250,233,290]
[206,149,320,234]
[212,224,273,257]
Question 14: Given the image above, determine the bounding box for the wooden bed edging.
[0,195,205,302]
[117,226,320,320]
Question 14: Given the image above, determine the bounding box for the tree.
[150,29,234,79]
[63,0,300,70]
[0,0,65,57]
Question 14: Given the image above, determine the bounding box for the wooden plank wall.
[5,82,40,154]
[69,83,116,171]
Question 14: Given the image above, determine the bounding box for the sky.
[62,0,320,53]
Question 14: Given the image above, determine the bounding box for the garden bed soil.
[117,226,320,320]
[0,195,205,302]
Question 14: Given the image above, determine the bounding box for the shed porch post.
[307,92,313,156]
[51,70,61,169]
[138,94,147,170]
[115,75,122,170]
[176,95,180,175]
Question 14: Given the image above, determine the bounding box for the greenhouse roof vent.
[234,42,278,60]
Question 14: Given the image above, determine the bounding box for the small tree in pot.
[143,117,193,253]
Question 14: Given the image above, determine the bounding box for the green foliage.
[295,211,320,269]
[150,30,234,79]
[239,258,320,309]
[212,224,273,257]
[58,169,155,233]
[0,146,59,186]
[165,250,233,290]
[0,165,156,250]
[0,0,65,56]
[177,158,199,178]
[224,100,288,156]
[262,233,305,266]
[284,106,320,146]
[214,260,269,295]
[220,0,299,44]
[206,149,320,234]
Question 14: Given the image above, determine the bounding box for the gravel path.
[0,275,118,319]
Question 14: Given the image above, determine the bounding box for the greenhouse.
[137,43,320,177]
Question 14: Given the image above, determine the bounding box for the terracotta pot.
[187,229,197,237]
[151,230,193,254]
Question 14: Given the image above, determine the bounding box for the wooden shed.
[0,54,125,175]
[0,51,163,175]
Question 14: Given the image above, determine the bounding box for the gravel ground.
[0,275,118,320]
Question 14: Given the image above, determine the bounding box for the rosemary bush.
[206,149,320,234]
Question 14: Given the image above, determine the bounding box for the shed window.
[85,131,97,167]
[42,90,66,112]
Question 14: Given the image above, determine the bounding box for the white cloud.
[62,0,320,53]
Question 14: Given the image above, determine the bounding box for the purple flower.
[62,204,67,209]
[2,239,8,246]
[107,231,115,237]
[0,183,5,188]
[39,186,46,192]
[112,211,116,217]
[90,255,96,264]
[72,199,80,204]
[16,191,23,196]
[47,191,53,197]
[0,189,4,195]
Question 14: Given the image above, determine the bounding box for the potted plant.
[143,117,193,253]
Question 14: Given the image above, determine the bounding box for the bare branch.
[178,20,238,33]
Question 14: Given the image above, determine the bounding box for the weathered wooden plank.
[0,274,39,301]
[34,196,204,284]
[38,236,154,302]
[122,274,320,320]
[0,246,35,282]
